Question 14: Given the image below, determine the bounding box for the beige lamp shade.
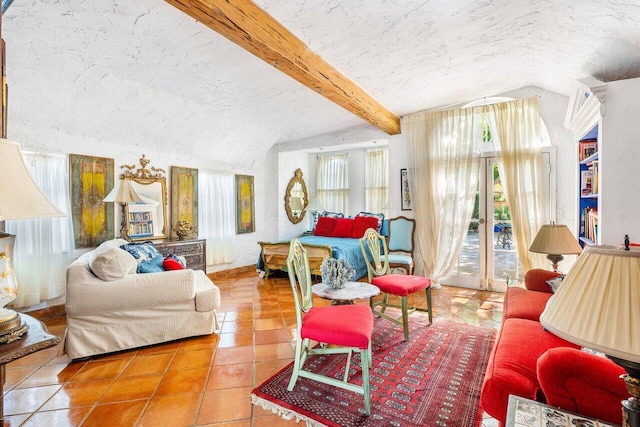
[103,180,143,204]
[307,197,324,212]
[529,223,583,255]
[540,245,640,363]
[290,196,304,212]
[0,139,65,221]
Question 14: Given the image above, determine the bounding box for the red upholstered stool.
[360,228,433,341]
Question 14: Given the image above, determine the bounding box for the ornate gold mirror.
[121,155,168,241]
[285,168,309,224]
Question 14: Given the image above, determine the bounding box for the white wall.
[12,126,278,274]
[599,77,640,244]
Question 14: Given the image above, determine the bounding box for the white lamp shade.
[0,139,65,221]
[540,245,640,363]
[307,197,324,211]
[104,180,143,203]
[529,223,582,255]
[290,197,304,211]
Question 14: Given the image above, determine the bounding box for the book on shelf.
[580,170,593,196]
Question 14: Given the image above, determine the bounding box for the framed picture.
[69,154,115,248]
[170,166,198,238]
[579,139,597,161]
[236,174,255,234]
[401,168,412,211]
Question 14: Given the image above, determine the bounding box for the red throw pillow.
[351,215,379,238]
[332,218,355,238]
[163,257,185,270]
[314,216,337,236]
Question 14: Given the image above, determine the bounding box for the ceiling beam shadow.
[165,0,401,135]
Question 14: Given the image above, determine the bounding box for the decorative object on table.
[540,244,640,427]
[103,179,143,241]
[236,174,255,233]
[170,166,198,239]
[119,155,169,241]
[529,223,582,271]
[174,220,193,240]
[506,395,616,427]
[69,154,115,248]
[252,316,495,427]
[0,139,65,343]
[400,168,412,211]
[320,257,355,289]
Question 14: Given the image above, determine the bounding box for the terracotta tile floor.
[5,271,504,426]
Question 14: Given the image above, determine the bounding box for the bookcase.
[128,211,154,239]
[578,126,599,246]
[567,77,640,246]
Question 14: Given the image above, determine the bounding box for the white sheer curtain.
[491,97,548,271]
[365,148,389,215]
[198,172,236,265]
[404,107,482,286]
[317,153,349,214]
[5,151,74,308]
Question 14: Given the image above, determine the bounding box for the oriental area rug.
[251,313,496,426]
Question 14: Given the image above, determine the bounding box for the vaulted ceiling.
[4,1,640,167]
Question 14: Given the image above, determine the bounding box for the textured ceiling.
[4,0,640,167]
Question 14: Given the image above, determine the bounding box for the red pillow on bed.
[314,216,337,236]
[332,218,355,238]
[351,215,379,238]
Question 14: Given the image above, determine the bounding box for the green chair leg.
[401,296,409,341]
[426,287,433,325]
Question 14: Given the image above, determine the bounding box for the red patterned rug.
[251,312,496,426]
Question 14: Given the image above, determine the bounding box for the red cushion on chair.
[314,216,337,236]
[301,305,373,349]
[371,274,430,297]
[332,218,355,238]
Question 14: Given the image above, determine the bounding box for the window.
[5,151,74,308]
[198,172,236,265]
[317,153,349,214]
[365,148,388,214]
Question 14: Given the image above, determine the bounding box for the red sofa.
[480,269,627,425]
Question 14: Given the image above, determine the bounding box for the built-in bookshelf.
[578,126,599,246]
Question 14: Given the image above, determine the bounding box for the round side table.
[311,281,380,305]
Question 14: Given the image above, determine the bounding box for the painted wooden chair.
[359,228,432,341]
[286,238,374,415]
[387,216,416,275]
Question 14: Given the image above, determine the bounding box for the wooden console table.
[153,238,206,271]
[0,314,60,419]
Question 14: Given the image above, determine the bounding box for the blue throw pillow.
[137,254,165,273]
[321,211,344,219]
[120,241,160,262]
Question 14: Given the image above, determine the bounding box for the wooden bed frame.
[258,241,332,277]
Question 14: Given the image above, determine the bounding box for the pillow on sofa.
[332,218,355,238]
[314,216,337,236]
[120,241,161,262]
[137,254,165,273]
[352,215,379,238]
[356,212,384,233]
[546,274,565,293]
[163,254,186,271]
[89,240,138,281]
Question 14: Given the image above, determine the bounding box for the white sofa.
[63,239,221,360]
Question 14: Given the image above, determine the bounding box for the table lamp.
[103,179,143,240]
[529,223,582,271]
[540,244,640,426]
[0,139,65,343]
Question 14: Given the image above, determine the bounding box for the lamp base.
[609,356,640,427]
[0,309,28,344]
[546,254,564,272]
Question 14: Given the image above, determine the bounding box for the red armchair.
[538,347,627,425]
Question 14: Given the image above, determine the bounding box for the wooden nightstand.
[506,395,619,427]
[153,238,206,271]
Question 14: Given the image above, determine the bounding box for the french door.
[445,150,552,292]
[445,156,520,292]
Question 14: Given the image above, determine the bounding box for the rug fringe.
[251,393,327,427]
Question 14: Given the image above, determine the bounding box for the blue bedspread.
[298,235,368,280]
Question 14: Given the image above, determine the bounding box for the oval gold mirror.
[285,168,309,224]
